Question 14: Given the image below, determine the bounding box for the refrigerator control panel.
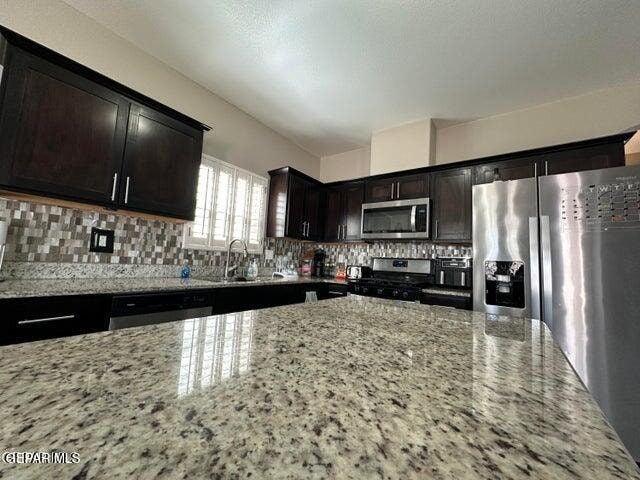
[561,181,640,231]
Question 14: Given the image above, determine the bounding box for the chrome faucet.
[224,238,249,279]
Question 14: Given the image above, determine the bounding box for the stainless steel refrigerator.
[473,164,640,462]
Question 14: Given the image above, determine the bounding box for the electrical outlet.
[90,227,115,253]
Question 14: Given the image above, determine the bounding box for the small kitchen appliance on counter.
[348,258,433,302]
[346,265,372,280]
[312,249,326,277]
[434,257,472,288]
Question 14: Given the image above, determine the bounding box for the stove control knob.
[354,285,360,292]
[362,287,368,293]
[392,289,399,297]
[377,288,384,295]
[402,291,409,299]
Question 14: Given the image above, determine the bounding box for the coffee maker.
[312,249,326,277]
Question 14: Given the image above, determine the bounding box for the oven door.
[361,198,430,239]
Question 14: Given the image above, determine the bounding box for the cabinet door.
[266,171,288,237]
[432,168,472,241]
[286,174,307,238]
[473,157,540,185]
[342,182,364,241]
[0,48,129,204]
[120,104,203,220]
[304,187,323,240]
[397,173,429,199]
[324,188,343,242]
[364,178,394,203]
[543,143,625,175]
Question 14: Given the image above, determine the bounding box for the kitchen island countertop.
[0,296,637,479]
[0,276,345,299]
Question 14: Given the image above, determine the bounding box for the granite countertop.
[0,276,346,299]
[0,296,637,479]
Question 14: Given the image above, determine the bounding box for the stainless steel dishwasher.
[109,291,214,330]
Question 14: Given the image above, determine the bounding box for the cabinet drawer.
[1,296,110,345]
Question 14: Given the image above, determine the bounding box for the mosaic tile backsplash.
[0,197,470,279]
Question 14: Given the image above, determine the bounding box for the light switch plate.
[90,227,115,253]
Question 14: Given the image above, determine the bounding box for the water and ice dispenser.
[484,261,525,308]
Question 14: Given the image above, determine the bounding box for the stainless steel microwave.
[361,198,431,239]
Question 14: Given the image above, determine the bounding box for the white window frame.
[183,155,269,253]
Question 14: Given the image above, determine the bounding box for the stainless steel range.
[347,258,433,302]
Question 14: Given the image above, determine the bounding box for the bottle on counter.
[180,261,191,279]
[246,259,258,279]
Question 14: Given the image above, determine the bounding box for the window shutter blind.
[247,176,268,251]
[230,171,251,242]
[211,164,235,248]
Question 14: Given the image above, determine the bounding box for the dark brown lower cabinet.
[1,295,110,345]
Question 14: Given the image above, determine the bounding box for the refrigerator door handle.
[528,217,541,321]
[540,215,553,328]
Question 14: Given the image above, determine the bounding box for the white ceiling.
[63,0,640,157]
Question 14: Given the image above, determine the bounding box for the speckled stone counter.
[0,296,637,479]
[0,276,345,299]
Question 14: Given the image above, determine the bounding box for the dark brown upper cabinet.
[0,28,209,220]
[266,167,323,240]
[431,167,472,242]
[473,156,540,185]
[119,104,202,219]
[365,173,429,203]
[542,142,625,176]
[0,47,129,205]
[323,181,364,242]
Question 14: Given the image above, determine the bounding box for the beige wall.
[370,119,435,175]
[627,153,640,166]
[0,0,320,179]
[319,146,370,183]
[435,81,640,165]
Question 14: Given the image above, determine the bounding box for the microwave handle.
[410,205,416,231]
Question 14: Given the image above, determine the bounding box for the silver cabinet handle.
[305,221,309,237]
[18,314,75,326]
[391,182,395,200]
[397,182,401,198]
[534,163,538,178]
[435,220,439,238]
[439,271,445,284]
[111,173,118,201]
[343,224,347,239]
[337,224,341,240]
[545,160,548,176]
[124,176,130,204]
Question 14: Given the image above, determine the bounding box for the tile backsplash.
[0,197,471,279]
[0,197,262,278]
